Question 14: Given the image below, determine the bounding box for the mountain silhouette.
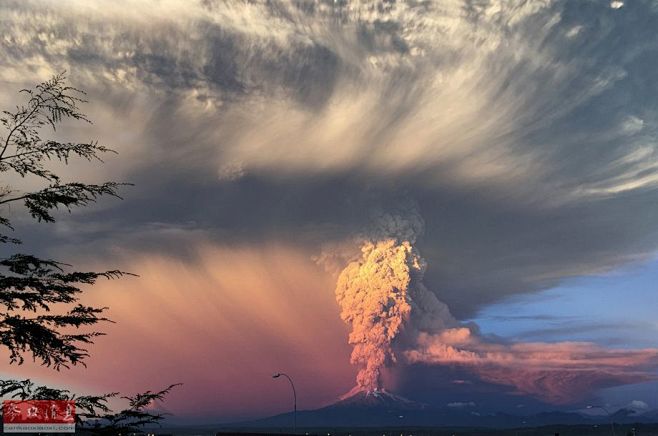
[224,389,658,429]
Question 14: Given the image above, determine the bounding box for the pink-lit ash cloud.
[407,329,658,403]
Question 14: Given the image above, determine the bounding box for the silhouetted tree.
[0,379,180,434]
[0,73,177,433]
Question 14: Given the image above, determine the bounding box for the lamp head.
[272,373,281,378]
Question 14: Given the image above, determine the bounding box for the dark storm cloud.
[3,0,658,321]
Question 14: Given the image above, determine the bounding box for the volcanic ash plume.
[334,208,458,392]
[335,239,415,391]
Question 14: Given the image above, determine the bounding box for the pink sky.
[0,243,355,421]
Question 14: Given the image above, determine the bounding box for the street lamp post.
[273,372,297,434]
[587,405,616,436]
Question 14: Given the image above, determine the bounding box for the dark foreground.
[146,423,658,436]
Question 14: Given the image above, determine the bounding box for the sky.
[1,0,658,423]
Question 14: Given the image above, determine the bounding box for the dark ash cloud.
[2,0,658,322]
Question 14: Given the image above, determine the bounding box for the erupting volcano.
[333,206,459,393]
[335,239,415,391]
[331,205,658,402]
